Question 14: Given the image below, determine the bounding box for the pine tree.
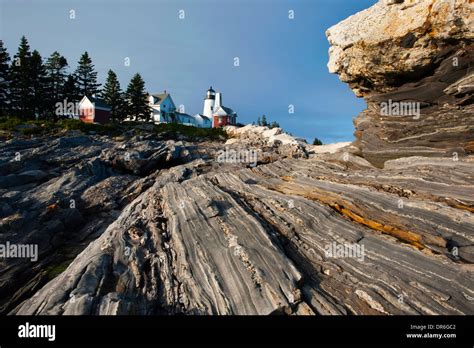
[269,121,280,129]
[29,50,47,119]
[9,36,33,119]
[312,137,323,146]
[261,114,267,127]
[257,117,261,126]
[0,40,11,117]
[74,51,100,98]
[125,73,149,121]
[45,51,68,118]
[102,69,124,122]
[62,74,80,104]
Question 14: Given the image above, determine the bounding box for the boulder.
[326,0,474,167]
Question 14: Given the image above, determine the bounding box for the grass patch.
[0,117,23,131]
[20,126,43,136]
[57,119,121,135]
[154,122,227,141]
[0,117,122,136]
[0,117,227,140]
[44,259,73,280]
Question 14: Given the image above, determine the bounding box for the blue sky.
[0,0,377,143]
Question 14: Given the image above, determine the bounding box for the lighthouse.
[196,86,237,128]
[202,87,216,118]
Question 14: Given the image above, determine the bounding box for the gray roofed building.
[151,93,171,105]
[89,97,111,110]
[220,106,234,114]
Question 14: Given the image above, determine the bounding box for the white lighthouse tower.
[202,86,216,118]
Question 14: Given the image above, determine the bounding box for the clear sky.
[0,0,377,143]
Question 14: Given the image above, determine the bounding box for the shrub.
[1,117,226,140]
[312,137,323,146]
[57,119,121,135]
[0,117,23,131]
[20,126,43,136]
[154,123,227,141]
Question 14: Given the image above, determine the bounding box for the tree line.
[0,36,150,122]
[254,115,280,129]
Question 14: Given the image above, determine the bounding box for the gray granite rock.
[2,0,473,316]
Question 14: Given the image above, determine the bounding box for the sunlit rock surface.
[2,0,473,315]
[327,0,474,166]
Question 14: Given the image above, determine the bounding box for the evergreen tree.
[261,114,267,126]
[125,73,149,121]
[102,69,124,122]
[0,40,10,117]
[257,116,261,126]
[312,137,323,146]
[45,51,68,118]
[9,36,33,119]
[62,74,80,104]
[74,51,100,97]
[269,121,280,129]
[29,50,48,119]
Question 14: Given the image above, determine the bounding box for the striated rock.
[352,104,474,167]
[10,149,474,315]
[0,133,191,313]
[307,142,351,155]
[2,127,473,315]
[444,72,474,96]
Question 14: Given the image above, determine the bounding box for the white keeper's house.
[147,87,236,128]
[148,91,176,123]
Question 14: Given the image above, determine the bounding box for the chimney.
[215,92,222,108]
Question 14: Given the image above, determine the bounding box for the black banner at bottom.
[0,315,472,347]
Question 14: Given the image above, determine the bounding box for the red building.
[210,91,237,128]
[213,108,237,128]
[79,96,111,124]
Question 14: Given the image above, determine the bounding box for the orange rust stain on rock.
[463,141,474,153]
[272,182,426,249]
[46,204,58,211]
[447,202,474,213]
[435,197,474,213]
[332,203,424,249]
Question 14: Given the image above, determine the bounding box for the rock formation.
[327,0,474,167]
[1,0,473,315]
